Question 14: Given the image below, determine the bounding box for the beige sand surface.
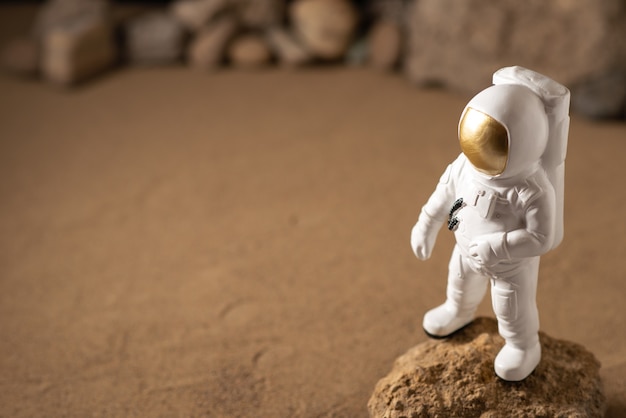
[1,7,625,417]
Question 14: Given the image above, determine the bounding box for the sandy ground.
[1,6,625,418]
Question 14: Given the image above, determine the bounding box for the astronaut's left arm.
[502,191,556,259]
[470,185,556,265]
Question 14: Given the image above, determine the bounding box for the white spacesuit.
[411,66,570,381]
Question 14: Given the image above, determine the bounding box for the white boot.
[422,302,474,337]
[494,340,541,381]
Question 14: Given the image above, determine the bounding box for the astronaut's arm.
[475,191,556,263]
[504,197,556,258]
[411,163,456,260]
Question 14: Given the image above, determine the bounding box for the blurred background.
[1,0,625,417]
[2,0,626,118]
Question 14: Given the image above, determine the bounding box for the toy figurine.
[411,66,570,381]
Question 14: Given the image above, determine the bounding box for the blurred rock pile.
[2,0,626,120]
[1,0,406,79]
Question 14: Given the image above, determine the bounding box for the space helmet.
[458,83,549,179]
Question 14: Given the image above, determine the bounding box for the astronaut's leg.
[423,245,489,337]
[492,257,541,381]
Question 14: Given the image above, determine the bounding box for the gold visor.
[459,107,509,176]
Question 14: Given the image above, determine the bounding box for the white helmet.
[458,83,549,180]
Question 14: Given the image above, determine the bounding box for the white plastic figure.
[411,66,570,381]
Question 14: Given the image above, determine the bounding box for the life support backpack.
[493,66,570,250]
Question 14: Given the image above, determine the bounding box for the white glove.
[411,210,441,260]
[468,233,508,267]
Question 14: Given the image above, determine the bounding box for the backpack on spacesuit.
[492,66,570,250]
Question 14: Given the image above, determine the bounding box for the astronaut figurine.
[411,66,570,381]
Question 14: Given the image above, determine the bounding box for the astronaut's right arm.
[411,156,459,260]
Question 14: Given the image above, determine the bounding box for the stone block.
[41,17,116,85]
[125,11,186,65]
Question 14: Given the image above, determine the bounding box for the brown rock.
[234,0,284,29]
[33,0,109,38]
[368,20,402,71]
[265,26,311,67]
[227,33,271,68]
[170,0,230,32]
[290,0,358,60]
[368,317,606,418]
[367,0,407,25]
[1,37,39,76]
[41,17,116,85]
[125,11,186,65]
[405,0,626,94]
[172,0,284,31]
[187,16,238,70]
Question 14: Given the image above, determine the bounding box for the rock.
[368,317,606,418]
[125,11,186,65]
[227,33,271,68]
[290,0,358,60]
[41,17,116,85]
[170,0,230,32]
[368,20,402,71]
[367,0,407,25]
[234,0,284,29]
[1,37,39,76]
[265,26,311,67]
[405,0,626,94]
[32,0,115,84]
[33,0,109,38]
[172,0,284,31]
[571,71,626,120]
[187,16,238,70]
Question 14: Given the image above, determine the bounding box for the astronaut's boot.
[494,338,541,381]
[422,300,474,338]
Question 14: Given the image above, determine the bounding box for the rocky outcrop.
[368,317,606,418]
